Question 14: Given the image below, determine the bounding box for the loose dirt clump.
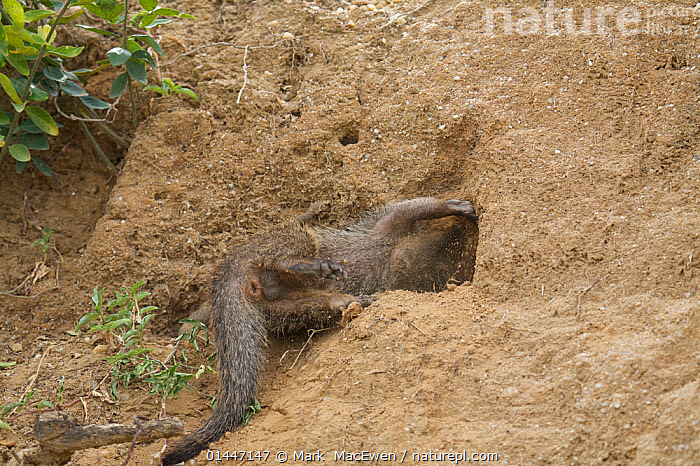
[1,0,699,465]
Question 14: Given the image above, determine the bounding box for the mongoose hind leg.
[372,198,477,237]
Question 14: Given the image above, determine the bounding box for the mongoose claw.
[283,258,348,279]
[445,199,478,225]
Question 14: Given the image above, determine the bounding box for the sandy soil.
[1,0,699,464]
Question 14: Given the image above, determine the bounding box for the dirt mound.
[1,0,698,464]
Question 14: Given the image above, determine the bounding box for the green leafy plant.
[174,317,210,356]
[145,78,198,102]
[242,398,261,427]
[31,225,52,256]
[144,363,193,401]
[75,282,214,403]
[0,376,73,432]
[0,388,35,431]
[0,0,196,177]
[76,281,157,349]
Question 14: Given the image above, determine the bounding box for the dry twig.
[577,278,601,319]
[289,327,332,370]
[237,45,249,105]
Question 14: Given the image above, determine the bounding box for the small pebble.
[282,32,294,40]
[93,344,110,353]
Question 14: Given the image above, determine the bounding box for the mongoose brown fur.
[161,198,478,465]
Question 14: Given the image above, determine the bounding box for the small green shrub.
[76,281,214,402]
[0,0,197,176]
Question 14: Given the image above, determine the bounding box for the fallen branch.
[14,412,184,465]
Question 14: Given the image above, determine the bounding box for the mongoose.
[161,198,478,465]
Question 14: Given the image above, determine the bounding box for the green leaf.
[26,9,56,22]
[79,95,110,109]
[126,60,148,85]
[95,0,116,12]
[8,25,38,44]
[15,160,27,173]
[9,144,30,162]
[0,72,23,104]
[131,34,162,56]
[105,318,131,332]
[125,38,141,53]
[131,50,155,68]
[37,25,54,43]
[60,80,87,96]
[179,13,195,19]
[72,63,109,76]
[144,84,168,96]
[92,286,103,310]
[176,87,198,102]
[83,2,108,20]
[0,25,7,56]
[39,79,58,97]
[30,30,49,45]
[19,119,43,133]
[0,361,17,368]
[20,132,49,150]
[153,7,179,16]
[0,112,9,125]
[140,12,157,27]
[28,84,48,102]
[139,0,157,11]
[47,45,84,58]
[75,24,119,36]
[76,311,100,331]
[11,101,26,112]
[106,47,131,66]
[37,400,53,409]
[3,0,25,27]
[16,45,39,55]
[0,420,14,432]
[32,157,53,177]
[43,65,65,82]
[26,106,59,136]
[53,9,84,24]
[144,18,171,28]
[6,52,29,76]
[109,72,127,98]
[130,280,145,293]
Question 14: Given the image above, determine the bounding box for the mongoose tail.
[161,271,265,466]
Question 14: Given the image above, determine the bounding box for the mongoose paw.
[340,296,376,326]
[445,199,478,225]
[355,295,377,308]
[283,258,348,279]
[319,259,348,279]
